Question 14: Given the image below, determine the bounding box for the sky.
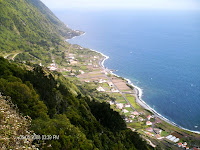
[41,0,200,11]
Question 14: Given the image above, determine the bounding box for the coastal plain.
[45,42,200,149]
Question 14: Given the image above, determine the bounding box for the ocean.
[53,9,200,132]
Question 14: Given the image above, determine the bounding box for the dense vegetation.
[0,57,153,149]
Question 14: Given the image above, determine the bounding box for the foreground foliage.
[0,96,37,149]
[0,57,153,150]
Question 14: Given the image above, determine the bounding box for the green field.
[161,131,169,137]
[125,95,143,111]
[116,100,127,104]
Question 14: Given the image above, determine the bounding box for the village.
[47,44,200,150]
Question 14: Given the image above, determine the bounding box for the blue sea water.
[54,9,200,132]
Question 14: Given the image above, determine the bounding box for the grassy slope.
[0,0,81,63]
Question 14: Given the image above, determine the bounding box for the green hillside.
[0,0,82,63]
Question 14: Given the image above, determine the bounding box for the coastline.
[66,31,86,42]
[100,54,200,135]
[67,35,200,135]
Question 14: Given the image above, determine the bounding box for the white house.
[116,103,124,109]
[125,104,131,107]
[132,111,139,116]
[109,101,114,105]
[146,121,152,126]
[147,115,153,120]
[68,56,75,59]
[48,63,57,71]
[122,109,129,113]
[107,82,114,87]
[96,86,105,92]
[153,128,162,134]
[99,79,107,83]
[79,70,85,74]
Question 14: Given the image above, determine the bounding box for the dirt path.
[4,54,12,59]
[12,53,20,60]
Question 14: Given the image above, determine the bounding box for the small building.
[147,115,153,120]
[146,121,152,126]
[166,135,172,139]
[170,136,176,141]
[79,70,85,74]
[166,134,180,143]
[173,138,180,143]
[84,80,90,83]
[124,117,128,121]
[146,127,153,132]
[99,79,106,83]
[107,81,114,87]
[68,56,75,59]
[49,66,57,71]
[146,132,154,137]
[70,60,78,64]
[96,86,105,92]
[182,145,186,148]
[183,142,187,146]
[126,119,133,123]
[155,134,162,139]
[153,128,162,134]
[48,63,57,71]
[125,104,131,107]
[138,117,144,122]
[122,109,129,113]
[177,143,182,148]
[116,103,124,109]
[132,111,139,116]
[69,73,76,76]
[128,127,136,132]
[109,101,114,105]
[130,115,135,119]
